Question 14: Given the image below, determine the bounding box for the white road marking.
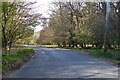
[42,51,45,54]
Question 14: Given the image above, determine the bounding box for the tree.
[2,2,41,54]
[38,1,120,51]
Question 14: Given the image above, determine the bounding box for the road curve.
[8,45,118,78]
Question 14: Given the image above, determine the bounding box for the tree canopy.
[2,1,41,54]
[38,2,120,51]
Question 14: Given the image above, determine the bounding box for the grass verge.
[37,45,58,48]
[2,47,34,74]
[87,49,119,64]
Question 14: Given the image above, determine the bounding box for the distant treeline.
[38,2,120,51]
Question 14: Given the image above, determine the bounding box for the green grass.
[62,47,85,50]
[2,47,34,73]
[37,45,58,48]
[87,49,119,62]
[64,47,119,63]
[64,47,119,64]
[2,65,10,73]
[116,61,120,63]
[37,45,84,50]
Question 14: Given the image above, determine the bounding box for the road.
[8,45,118,78]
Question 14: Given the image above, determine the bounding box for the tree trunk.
[69,43,71,47]
[2,25,8,54]
[92,44,94,48]
[57,43,61,47]
[63,41,66,47]
[8,42,12,54]
[99,44,103,49]
[2,10,8,54]
[118,44,120,48]
[75,44,78,47]
[79,43,84,48]
[72,44,74,48]
[108,44,112,49]
[83,43,86,48]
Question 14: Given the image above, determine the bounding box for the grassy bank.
[64,47,119,64]
[61,47,119,64]
[87,49,119,64]
[2,47,34,74]
[37,45,120,65]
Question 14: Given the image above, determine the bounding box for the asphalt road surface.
[8,45,118,78]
